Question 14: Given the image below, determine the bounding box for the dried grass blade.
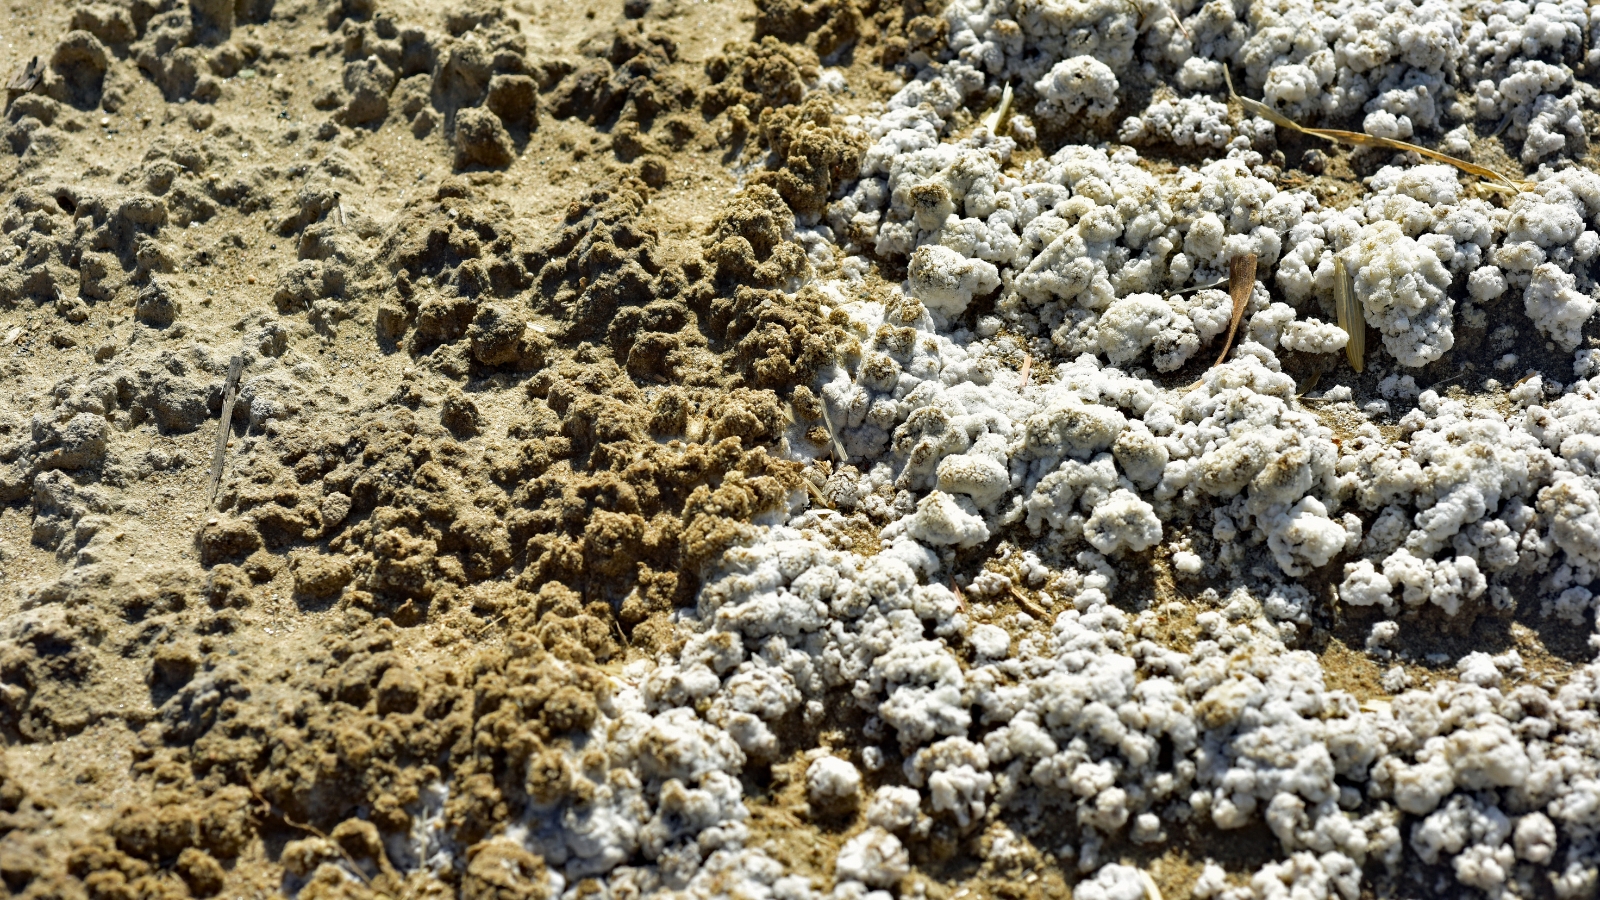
[1334,257,1363,373]
[1210,253,1256,368]
[1223,67,1524,189]
[207,355,244,509]
[1233,90,1304,134]
[1018,353,1033,390]
[1139,869,1165,900]
[802,477,834,510]
[1009,584,1048,620]
[1166,277,1227,299]
[984,82,1013,135]
[818,393,849,463]
[1301,126,1520,187]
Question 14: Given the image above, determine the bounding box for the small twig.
[817,390,850,464]
[1334,257,1364,373]
[802,477,835,510]
[951,579,968,614]
[1181,255,1254,392]
[207,356,244,509]
[1167,4,1192,40]
[1009,584,1048,620]
[1165,277,1227,300]
[1139,869,1165,900]
[983,82,1013,135]
[472,613,507,639]
[1120,0,1146,28]
[1018,353,1032,391]
[6,57,41,94]
[1224,66,1526,190]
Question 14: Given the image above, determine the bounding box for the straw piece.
[984,82,1013,135]
[817,391,849,463]
[1009,585,1048,620]
[1334,257,1364,373]
[802,477,834,510]
[207,356,244,508]
[1224,67,1527,190]
[1210,253,1257,368]
[1139,869,1165,900]
[1165,277,1227,299]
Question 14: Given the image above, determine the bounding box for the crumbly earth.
[2,0,1597,899]
[0,0,950,896]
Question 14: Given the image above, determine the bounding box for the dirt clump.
[0,0,935,894]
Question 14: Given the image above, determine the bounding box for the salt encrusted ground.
[5,0,1600,898]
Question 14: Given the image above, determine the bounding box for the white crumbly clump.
[968,623,1010,659]
[946,0,1143,83]
[1363,109,1413,140]
[865,786,923,832]
[1339,560,1394,612]
[896,490,991,548]
[1034,57,1121,120]
[908,244,1000,318]
[835,827,910,887]
[1279,319,1348,356]
[1441,125,1473,156]
[1178,58,1224,91]
[1119,96,1232,148]
[806,756,863,806]
[1100,294,1182,367]
[1344,221,1455,368]
[937,448,1011,511]
[1073,864,1148,900]
[1083,489,1163,554]
[1524,262,1596,350]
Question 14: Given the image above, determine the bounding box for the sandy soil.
[0,0,947,896]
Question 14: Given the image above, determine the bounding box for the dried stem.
[207,356,244,509]
[1212,253,1257,368]
[1224,67,1526,190]
[1334,257,1364,373]
[1009,585,1049,620]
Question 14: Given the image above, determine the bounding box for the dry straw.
[1334,257,1364,373]
[1223,67,1529,192]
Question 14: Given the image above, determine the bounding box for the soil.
[0,1,1587,900]
[0,0,952,897]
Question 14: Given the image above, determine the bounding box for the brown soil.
[0,0,937,895]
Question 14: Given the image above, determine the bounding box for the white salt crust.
[471,2,1600,897]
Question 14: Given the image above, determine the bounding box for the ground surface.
[0,1,1597,899]
[0,0,940,896]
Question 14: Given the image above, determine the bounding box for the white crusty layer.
[494,2,1600,898]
